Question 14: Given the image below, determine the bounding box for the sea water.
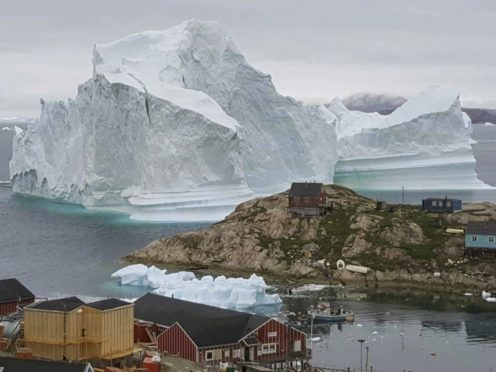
[0,124,495,370]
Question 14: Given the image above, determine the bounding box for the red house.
[288,182,326,216]
[133,294,308,369]
[0,278,35,316]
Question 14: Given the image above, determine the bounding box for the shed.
[0,357,93,372]
[134,293,307,366]
[422,197,462,213]
[288,182,326,216]
[465,221,496,251]
[0,278,35,316]
[23,297,134,361]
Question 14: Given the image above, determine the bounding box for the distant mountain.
[342,93,496,123]
[342,93,406,114]
[462,108,496,124]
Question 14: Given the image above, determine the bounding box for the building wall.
[24,308,81,360]
[158,323,198,363]
[100,306,134,358]
[134,322,162,343]
[0,299,34,316]
[422,199,461,212]
[24,305,134,361]
[289,196,322,209]
[465,234,496,250]
[246,319,306,362]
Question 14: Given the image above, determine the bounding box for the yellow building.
[24,297,134,361]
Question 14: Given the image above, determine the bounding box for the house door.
[249,346,255,361]
[244,346,250,361]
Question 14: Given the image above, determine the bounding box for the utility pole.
[358,339,365,372]
[365,346,369,372]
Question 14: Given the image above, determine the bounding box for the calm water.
[283,290,496,371]
[0,124,495,370]
[0,188,209,298]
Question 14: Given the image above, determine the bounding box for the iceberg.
[327,87,491,190]
[111,264,282,309]
[10,20,336,221]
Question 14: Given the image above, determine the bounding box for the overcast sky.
[1,0,495,117]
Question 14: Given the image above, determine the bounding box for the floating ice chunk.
[291,284,330,293]
[111,265,281,309]
[482,290,491,299]
[484,122,495,127]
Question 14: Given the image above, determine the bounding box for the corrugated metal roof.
[466,221,496,235]
[289,182,323,197]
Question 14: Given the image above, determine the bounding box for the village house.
[0,278,35,316]
[23,297,134,362]
[465,221,496,254]
[133,293,308,369]
[288,182,326,216]
[421,197,462,213]
[0,357,94,372]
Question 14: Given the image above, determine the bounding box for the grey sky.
[1,0,495,117]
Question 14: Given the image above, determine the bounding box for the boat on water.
[308,303,354,323]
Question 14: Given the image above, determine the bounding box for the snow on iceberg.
[111,264,282,309]
[327,87,491,190]
[10,20,336,221]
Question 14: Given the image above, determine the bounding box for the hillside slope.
[128,185,496,290]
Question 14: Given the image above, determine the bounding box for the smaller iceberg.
[111,264,282,310]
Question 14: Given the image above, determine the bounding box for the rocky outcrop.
[128,185,496,290]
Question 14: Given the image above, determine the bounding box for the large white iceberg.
[111,264,282,309]
[328,87,491,190]
[10,20,336,221]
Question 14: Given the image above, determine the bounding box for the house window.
[224,348,230,358]
[205,351,214,361]
[268,331,277,337]
[261,343,277,354]
[472,235,478,242]
[293,340,302,352]
[304,197,310,202]
[446,201,452,207]
[431,201,437,207]
[489,236,494,243]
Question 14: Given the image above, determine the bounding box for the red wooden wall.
[158,323,198,362]
[249,319,307,362]
[0,299,34,316]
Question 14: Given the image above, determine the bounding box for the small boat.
[308,303,354,323]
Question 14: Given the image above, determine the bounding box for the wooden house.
[288,182,326,216]
[23,297,134,361]
[422,197,462,213]
[465,221,496,253]
[0,356,93,372]
[0,278,35,316]
[134,293,307,368]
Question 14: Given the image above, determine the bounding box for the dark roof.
[423,198,461,202]
[0,278,35,304]
[86,298,132,311]
[30,296,85,312]
[0,357,90,372]
[466,221,496,235]
[134,293,268,348]
[289,182,323,197]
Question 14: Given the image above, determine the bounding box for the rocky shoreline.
[126,185,496,293]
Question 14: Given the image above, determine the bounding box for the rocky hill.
[127,185,496,291]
